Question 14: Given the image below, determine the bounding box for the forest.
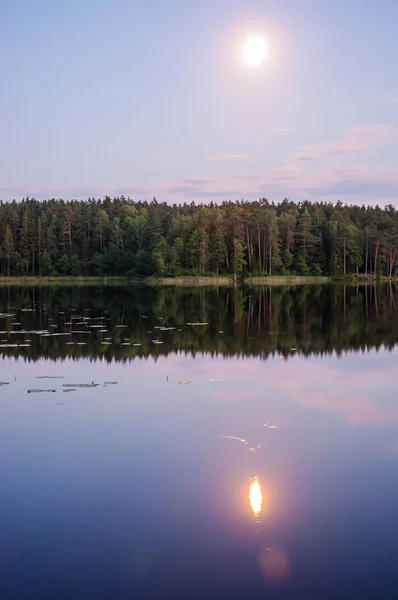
[0,196,397,278]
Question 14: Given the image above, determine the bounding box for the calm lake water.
[1,284,398,600]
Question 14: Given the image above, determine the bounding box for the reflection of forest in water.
[0,283,397,362]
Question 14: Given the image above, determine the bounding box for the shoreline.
[0,276,130,286]
[148,276,331,286]
[0,274,394,287]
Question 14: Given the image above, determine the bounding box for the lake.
[0,284,397,599]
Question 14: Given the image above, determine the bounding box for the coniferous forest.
[0,196,398,278]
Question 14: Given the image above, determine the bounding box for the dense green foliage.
[0,197,397,277]
[0,284,396,363]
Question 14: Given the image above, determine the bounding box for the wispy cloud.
[159,163,398,205]
[293,124,398,162]
[3,125,398,206]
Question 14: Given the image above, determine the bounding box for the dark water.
[0,284,398,599]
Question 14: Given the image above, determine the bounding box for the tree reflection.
[0,283,396,362]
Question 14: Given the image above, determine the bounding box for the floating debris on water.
[116,325,127,328]
[28,389,56,393]
[122,343,131,346]
[132,343,141,347]
[104,382,118,385]
[28,330,49,335]
[0,344,18,348]
[186,322,208,326]
[62,383,100,388]
[209,378,223,382]
[0,382,10,386]
[37,376,64,379]
[219,436,249,444]
[176,381,191,385]
[63,389,76,393]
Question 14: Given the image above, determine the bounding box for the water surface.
[0,284,397,599]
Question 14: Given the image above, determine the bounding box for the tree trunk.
[374,241,380,279]
[343,236,346,275]
[257,224,262,271]
[246,224,251,270]
[99,217,103,253]
[389,247,397,279]
[68,217,72,248]
[263,231,267,274]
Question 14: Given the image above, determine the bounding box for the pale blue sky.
[1,0,397,204]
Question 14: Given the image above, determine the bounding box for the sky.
[1,0,398,206]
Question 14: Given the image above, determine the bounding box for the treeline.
[0,197,397,277]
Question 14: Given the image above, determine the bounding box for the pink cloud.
[3,125,398,206]
[151,352,398,427]
[158,163,398,205]
[293,124,398,161]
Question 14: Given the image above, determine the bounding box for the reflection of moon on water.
[249,478,263,518]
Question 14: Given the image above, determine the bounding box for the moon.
[241,34,267,68]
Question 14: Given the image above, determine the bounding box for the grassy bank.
[148,276,233,286]
[0,274,394,287]
[246,276,330,285]
[148,275,331,286]
[0,276,131,286]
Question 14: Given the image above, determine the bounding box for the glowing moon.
[241,34,267,68]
